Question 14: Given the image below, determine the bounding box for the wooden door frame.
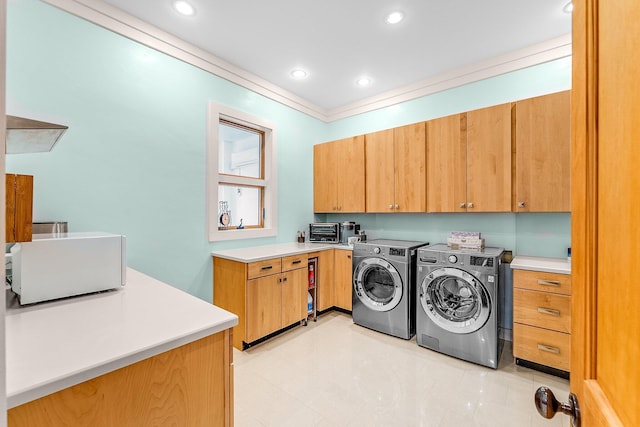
[571,0,623,424]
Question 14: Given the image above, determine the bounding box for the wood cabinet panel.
[312,249,335,311]
[513,323,571,372]
[282,254,308,272]
[334,249,353,311]
[427,113,467,212]
[365,128,395,212]
[466,103,512,212]
[8,330,233,427]
[247,257,281,279]
[515,90,571,212]
[213,257,247,350]
[513,269,572,295]
[394,122,427,212]
[6,174,33,243]
[513,288,571,333]
[246,275,281,342]
[313,142,337,212]
[281,267,307,327]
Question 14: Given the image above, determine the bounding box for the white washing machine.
[352,239,427,339]
[416,244,504,368]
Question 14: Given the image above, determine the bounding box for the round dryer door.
[419,267,491,334]
[353,258,403,312]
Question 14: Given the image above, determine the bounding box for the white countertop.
[5,268,238,409]
[510,255,571,275]
[211,242,352,262]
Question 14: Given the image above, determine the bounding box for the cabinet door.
[394,122,427,212]
[334,249,353,311]
[281,267,307,327]
[313,142,337,212]
[337,135,365,212]
[515,91,571,212]
[466,103,512,212]
[365,129,395,212]
[246,275,281,342]
[6,174,33,243]
[313,249,335,311]
[426,114,467,212]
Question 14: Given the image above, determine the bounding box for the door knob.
[467,202,474,208]
[535,387,581,427]
[460,203,466,208]
[394,204,399,209]
[389,204,393,209]
[518,201,526,208]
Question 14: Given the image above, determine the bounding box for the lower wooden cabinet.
[513,269,572,372]
[310,250,335,312]
[214,254,308,350]
[334,249,353,311]
[6,174,33,243]
[8,329,234,427]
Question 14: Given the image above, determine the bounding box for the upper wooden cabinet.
[365,122,426,212]
[427,103,512,212]
[514,90,571,212]
[6,174,33,243]
[313,136,365,213]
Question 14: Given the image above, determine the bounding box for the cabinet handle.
[282,277,287,282]
[537,279,561,287]
[537,344,561,354]
[389,204,393,209]
[347,255,351,259]
[518,201,526,208]
[338,206,342,211]
[467,202,474,208]
[459,203,466,208]
[394,204,399,209]
[261,265,273,271]
[332,206,337,211]
[537,307,561,317]
[292,260,302,265]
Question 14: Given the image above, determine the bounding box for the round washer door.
[353,258,403,312]
[419,267,491,334]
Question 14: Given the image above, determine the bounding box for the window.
[208,103,277,241]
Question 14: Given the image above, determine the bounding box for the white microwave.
[9,232,126,305]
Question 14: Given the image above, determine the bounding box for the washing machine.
[352,239,427,339]
[416,244,504,368]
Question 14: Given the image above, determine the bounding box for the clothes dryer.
[416,244,504,368]
[352,239,427,339]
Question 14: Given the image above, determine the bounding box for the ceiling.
[81,0,572,117]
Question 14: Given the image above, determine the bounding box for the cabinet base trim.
[515,357,570,379]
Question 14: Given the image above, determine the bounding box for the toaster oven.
[308,223,340,243]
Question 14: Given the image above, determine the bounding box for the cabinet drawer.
[247,258,281,279]
[282,254,308,272]
[513,269,571,295]
[513,288,571,333]
[513,323,571,372]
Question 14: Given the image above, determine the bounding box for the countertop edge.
[211,242,352,262]
[510,255,571,275]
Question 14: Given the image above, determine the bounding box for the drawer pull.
[260,265,273,271]
[537,279,561,287]
[537,307,561,317]
[537,344,561,354]
[291,260,302,265]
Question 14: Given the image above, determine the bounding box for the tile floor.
[234,312,570,427]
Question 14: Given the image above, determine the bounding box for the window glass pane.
[218,184,262,230]
[218,122,262,179]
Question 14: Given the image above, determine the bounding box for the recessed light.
[291,69,309,79]
[356,77,372,87]
[173,0,195,16]
[562,2,573,13]
[385,11,404,24]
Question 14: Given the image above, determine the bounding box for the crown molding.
[41,0,571,123]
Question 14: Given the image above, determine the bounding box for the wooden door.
[394,122,427,212]
[466,103,512,212]
[426,113,467,212]
[313,141,337,212]
[336,135,365,212]
[562,1,639,426]
[281,267,307,327]
[246,275,281,342]
[515,91,571,212]
[313,249,335,311]
[5,174,33,243]
[334,249,353,311]
[365,129,395,212]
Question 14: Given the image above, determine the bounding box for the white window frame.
[207,102,278,241]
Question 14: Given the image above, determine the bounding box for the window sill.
[209,227,277,242]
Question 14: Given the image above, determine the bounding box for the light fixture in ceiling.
[173,0,195,16]
[290,69,309,80]
[385,11,404,24]
[356,77,372,87]
[562,2,573,13]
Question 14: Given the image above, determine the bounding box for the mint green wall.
[6,0,571,307]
